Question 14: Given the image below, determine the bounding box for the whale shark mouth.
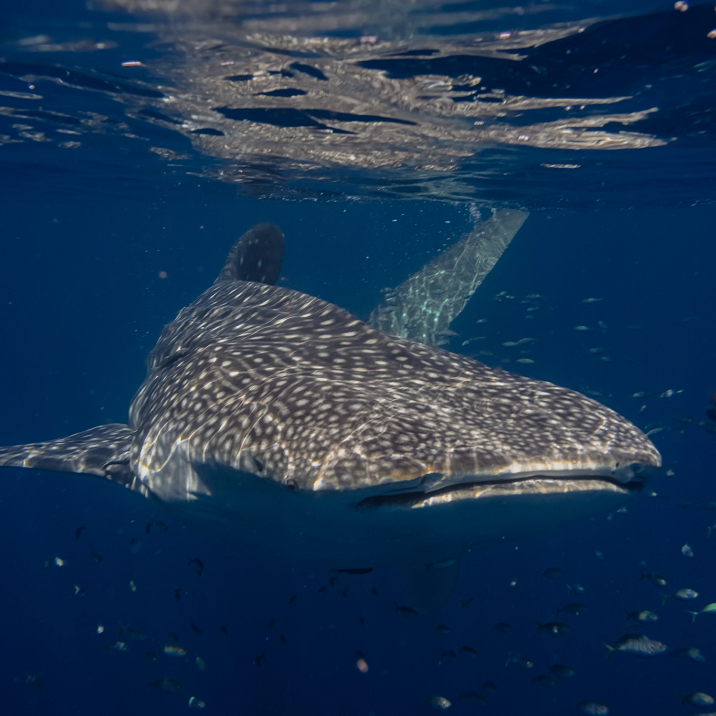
[356,471,645,509]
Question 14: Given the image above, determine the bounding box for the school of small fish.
[20,292,716,712]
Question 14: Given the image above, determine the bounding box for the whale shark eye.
[285,478,298,491]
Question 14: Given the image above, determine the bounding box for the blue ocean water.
[1,1,715,714]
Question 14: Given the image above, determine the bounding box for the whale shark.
[0,223,660,573]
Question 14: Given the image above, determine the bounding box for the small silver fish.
[604,634,667,659]
[506,653,533,669]
[151,678,184,693]
[425,695,451,710]
[118,623,147,641]
[163,644,187,657]
[426,559,456,570]
[548,664,574,679]
[461,337,485,346]
[395,603,418,618]
[490,622,511,633]
[682,693,714,707]
[671,647,706,662]
[689,603,716,621]
[537,621,571,636]
[639,571,667,587]
[556,603,588,617]
[579,701,609,715]
[624,609,658,623]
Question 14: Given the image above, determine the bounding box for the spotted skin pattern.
[0,223,660,505]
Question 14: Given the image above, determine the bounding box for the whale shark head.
[0,223,660,568]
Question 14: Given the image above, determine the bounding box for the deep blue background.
[1,191,715,715]
[1,1,716,714]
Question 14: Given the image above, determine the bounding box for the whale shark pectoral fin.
[402,557,461,614]
[0,423,136,484]
[215,223,284,286]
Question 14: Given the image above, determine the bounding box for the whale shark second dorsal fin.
[0,424,136,485]
[215,223,284,286]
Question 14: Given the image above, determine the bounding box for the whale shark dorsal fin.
[0,424,136,484]
[215,223,284,286]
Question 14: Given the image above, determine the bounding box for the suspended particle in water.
[356,658,369,673]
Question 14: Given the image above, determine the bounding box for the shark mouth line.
[356,472,646,509]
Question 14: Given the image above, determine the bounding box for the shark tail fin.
[0,424,135,484]
[368,208,528,346]
[215,223,284,286]
[603,643,616,661]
